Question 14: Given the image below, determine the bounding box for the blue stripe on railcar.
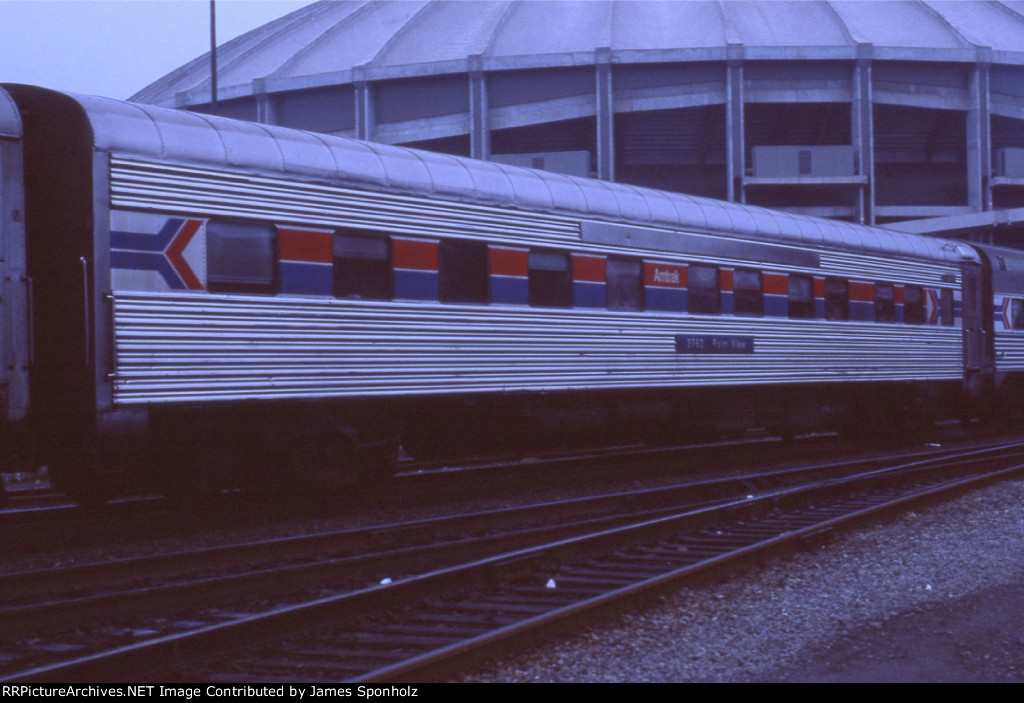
[492,276,528,305]
[394,269,439,300]
[765,294,788,318]
[111,249,190,290]
[280,261,332,296]
[849,300,874,321]
[721,291,734,315]
[646,287,687,312]
[573,281,606,308]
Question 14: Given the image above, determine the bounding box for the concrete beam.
[885,207,1024,235]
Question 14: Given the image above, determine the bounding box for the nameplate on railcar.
[675,335,755,354]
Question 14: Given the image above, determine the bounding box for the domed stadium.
[134,0,1024,240]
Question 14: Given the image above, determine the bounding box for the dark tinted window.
[1013,299,1024,330]
[733,269,763,317]
[875,283,896,323]
[333,231,392,300]
[903,286,925,325]
[798,149,812,175]
[439,240,489,303]
[825,277,849,321]
[788,274,815,319]
[688,264,720,315]
[528,250,572,308]
[606,257,644,312]
[207,220,276,291]
[941,289,955,326]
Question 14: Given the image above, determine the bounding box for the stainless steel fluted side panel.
[110,157,964,287]
[993,332,1024,373]
[111,157,580,243]
[111,292,964,406]
[816,252,961,289]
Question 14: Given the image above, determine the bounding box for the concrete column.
[853,44,875,225]
[968,50,993,212]
[353,66,374,142]
[469,54,490,161]
[725,44,745,203]
[253,78,276,125]
[595,47,615,181]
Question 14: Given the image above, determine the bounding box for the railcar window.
[333,231,392,300]
[825,277,849,321]
[207,220,276,291]
[733,269,763,317]
[439,240,489,303]
[788,274,815,319]
[528,250,572,308]
[903,286,925,325]
[874,283,896,323]
[688,264,720,315]
[1013,299,1024,330]
[606,257,644,312]
[941,289,955,326]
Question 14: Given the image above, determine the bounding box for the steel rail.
[3,437,1013,610]
[360,463,1024,683]
[3,440,1022,682]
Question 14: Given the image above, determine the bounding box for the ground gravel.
[457,477,1024,682]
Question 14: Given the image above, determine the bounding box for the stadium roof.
[134,0,1024,107]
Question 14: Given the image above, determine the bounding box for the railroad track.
[3,438,1023,682]
[0,424,974,552]
[0,441,918,661]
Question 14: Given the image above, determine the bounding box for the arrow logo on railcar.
[111,218,204,290]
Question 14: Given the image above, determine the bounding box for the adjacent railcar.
[0,85,996,496]
[972,243,1024,412]
[0,89,29,465]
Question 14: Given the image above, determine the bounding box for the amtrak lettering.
[652,268,680,285]
[645,262,686,289]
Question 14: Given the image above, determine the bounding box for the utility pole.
[210,0,218,113]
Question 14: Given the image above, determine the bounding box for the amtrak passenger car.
[0,85,1004,496]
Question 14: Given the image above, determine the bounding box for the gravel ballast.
[458,477,1024,682]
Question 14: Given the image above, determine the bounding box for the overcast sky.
[0,0,315,100]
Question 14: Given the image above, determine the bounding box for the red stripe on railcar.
[490,247,528,276]
[392,238,439,270]
[720,268,733,292]
[278,228,332,263]
[572,254,606,282]
[849,282,875,301]
[763,273,788,296]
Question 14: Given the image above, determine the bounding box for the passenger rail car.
[0,84,1013,497]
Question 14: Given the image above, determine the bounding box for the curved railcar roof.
[972,243,1024,292]
[14,85,979,267]
[133,0,1024,106]
[0,88,21,139]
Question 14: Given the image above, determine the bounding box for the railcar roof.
[971,243,1024,292]
[33,87,982,267]
[0,88,20,139]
